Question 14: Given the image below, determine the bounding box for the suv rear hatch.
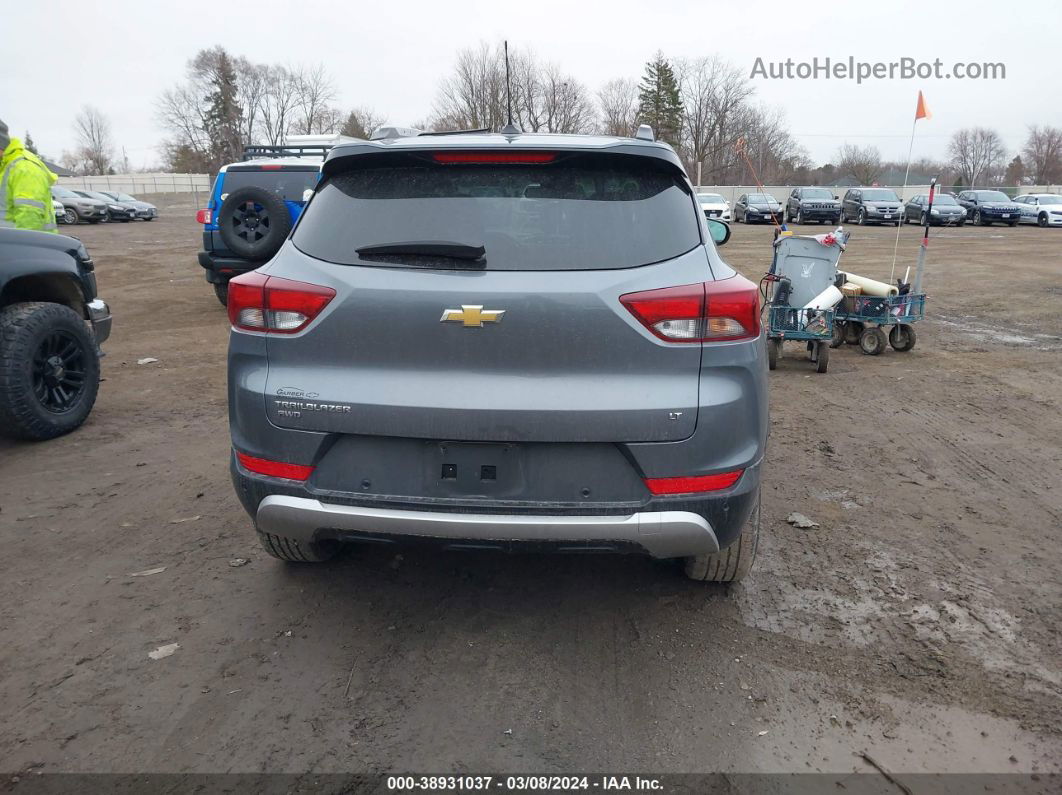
[252,149,718,443]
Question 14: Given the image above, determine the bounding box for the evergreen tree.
[637,52,683,148]
[24,131,38,154]
[1004,155,1025,186]
[203,49,244,168]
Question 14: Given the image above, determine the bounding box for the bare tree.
[1022,125,1062,184]
[295,63,339,134]
[258,65,303,145]
[431,42,507,131]
[836,144,884,185]
[597,78,638,137]
[73,106,114,175]
[235,57,270,145]
[948,127,1006,187]
[675,56,754,184]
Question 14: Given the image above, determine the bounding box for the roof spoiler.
[369,126,492,141]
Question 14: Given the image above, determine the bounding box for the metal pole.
[911,177,936,295]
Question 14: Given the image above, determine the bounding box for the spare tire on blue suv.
[217,186,293,261]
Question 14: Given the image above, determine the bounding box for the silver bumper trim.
[255,495,719,559]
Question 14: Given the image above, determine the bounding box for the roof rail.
[242,144,333,161]
[418,127,492,137]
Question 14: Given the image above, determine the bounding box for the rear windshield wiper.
[355,241,486,260]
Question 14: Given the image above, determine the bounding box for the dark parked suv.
[0,228,111,440]
[197,146,327,306]
[786,187,841,225]
[956,190,1020,226]
[840,188,903,226]
[226,129,768,582]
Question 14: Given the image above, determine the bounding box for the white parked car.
[52,199,66,224]
[697,192,731,221]
[1013,194,1062,227]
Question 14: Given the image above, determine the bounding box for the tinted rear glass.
[220,169,318,201]
[293,156,700,271]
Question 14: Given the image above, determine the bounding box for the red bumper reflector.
[644,469,744,495]
[195,208,212,225]
[236,452,314,481]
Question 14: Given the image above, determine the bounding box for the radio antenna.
[500,40,520,135]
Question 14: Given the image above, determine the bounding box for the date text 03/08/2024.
[386,776,664,791]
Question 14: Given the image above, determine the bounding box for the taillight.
[227,272,336,334]
[196,208,213,225]
[433,151,557,164]
[236,451,314,481]
[620,276,760,343]
[644,469,744,495]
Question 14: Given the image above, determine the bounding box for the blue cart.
[766,305,835,373]
[831,293,926,355]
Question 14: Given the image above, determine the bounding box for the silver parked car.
[50,186,108,224]
[226,129,768,582]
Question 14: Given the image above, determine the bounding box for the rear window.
[293,155,701,271]
[219,168,318,201]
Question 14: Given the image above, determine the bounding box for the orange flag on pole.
[915,91,931,121]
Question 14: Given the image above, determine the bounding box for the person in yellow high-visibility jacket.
[0,119,58,233]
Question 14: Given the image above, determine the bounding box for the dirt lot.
[1,196,1060,781]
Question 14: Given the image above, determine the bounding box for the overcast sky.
[4,0,1058,171]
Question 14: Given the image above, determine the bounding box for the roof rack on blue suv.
[196,135,360,306]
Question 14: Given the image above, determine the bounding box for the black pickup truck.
[0,228,112,440]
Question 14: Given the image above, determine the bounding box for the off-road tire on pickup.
[257,530,338,563]
[213,282,228,307]
[0,302,100,441]
[218,186,293,261]
[684,499,759,583]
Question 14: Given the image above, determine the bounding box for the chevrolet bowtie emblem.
[440,305,506,327]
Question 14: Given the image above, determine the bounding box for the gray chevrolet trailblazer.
[227,129,768,582]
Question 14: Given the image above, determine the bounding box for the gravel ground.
[1,196,1059,780]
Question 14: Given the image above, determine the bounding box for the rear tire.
[63,208,78,225]
[767,338,780,370]
[830,321,845,348]
[859,326,887,355]
[843,321,863,345]
[889,323,917,352]
[257,531,338,563]
[1039,213,1049,228]
[684,499,759,583]
[213,281,228,307]
[815,342,830,373]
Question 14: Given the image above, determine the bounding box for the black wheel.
[975,210,986,225]
[62,207,78,225]
[889,323,917,352]
[920,212,928,226]
[815,342,829,373]
[957,220,965,227]
[843,321,863,345]
[767,338,780,370]
[213,281,229,307]
[257,531,338,563]
[830,321,845,348]
[145,216,155,222]
[858,209,867,225]
[1039,213,1049,228]
[859,327,887,355]
[684,497,759,583]
[1008,220,1018,227]
[796,208,804,224]
[218,186,293,261]
[0,302,101,441]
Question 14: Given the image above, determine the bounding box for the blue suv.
[197,144,332,305]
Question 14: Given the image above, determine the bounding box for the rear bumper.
[198,250,264,282]
[255,495,720,558]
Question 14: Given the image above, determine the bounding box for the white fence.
[56,173,211,196]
